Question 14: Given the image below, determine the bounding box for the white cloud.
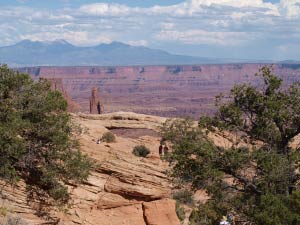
[280,0,300,18]
[127,40,148,46]
[20,30,113,46]
[144,0,280,17]
[78,3,132,16]
[189,0,275,9]
[160,22,176,30]
[156,29,254,45]
[73,0,279,18]
[0,0,299,59]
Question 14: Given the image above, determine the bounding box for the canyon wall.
[0,112,181,225]
[19,64,300,117]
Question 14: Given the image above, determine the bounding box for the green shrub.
[189,202,222,225]
[0,65,92,205]
[101,132,116,143]
[163,66,300,224]
[173,189,194,205]
[48,184,69,203]
[175,201,185,222]
[132,145,150,157]
[0,207,9,217]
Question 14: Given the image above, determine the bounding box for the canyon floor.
[21,63,300,118]
[0,112,182,225]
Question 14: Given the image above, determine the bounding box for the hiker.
[96,139,101,144]
[163,145,169,156]
[159,145,163,157]
[220,216,229,225]
[227,213,235,225]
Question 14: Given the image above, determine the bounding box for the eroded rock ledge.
[0,112,180,225]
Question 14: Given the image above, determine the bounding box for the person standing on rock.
[159,145,163,157]
[163,145,169,157]
[227,212,235,225]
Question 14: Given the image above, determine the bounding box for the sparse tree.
[162,67,300,225]
[0,65,92,204]
[101,131,116,143]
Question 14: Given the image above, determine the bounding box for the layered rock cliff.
[19,64,300,117]
[0,112,180,225]
[48,78,80,112]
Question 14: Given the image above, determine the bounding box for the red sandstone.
[20,64,300,117]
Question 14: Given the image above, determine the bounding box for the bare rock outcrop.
[0,180,50,224]
[78,111,166,131]
[89,87,104,114]
[0,112,179,225]
[1,112,260,225]
[143,199,181,225]
[99,159,170,201]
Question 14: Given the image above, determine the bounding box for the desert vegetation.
[162,67,300,225]
[101,131,116,143]
[175,202,185,222]
[173,189,194,205]
[132,145,150,157]
[0,65,92,204]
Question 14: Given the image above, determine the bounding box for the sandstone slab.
[143,199,181,225]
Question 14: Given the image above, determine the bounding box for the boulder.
[99,159,171,201]
[143,199,181,225]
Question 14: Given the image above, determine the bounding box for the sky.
[0,0,299,60]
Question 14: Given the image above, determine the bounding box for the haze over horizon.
[1,0,300,61]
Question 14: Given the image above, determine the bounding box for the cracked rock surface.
[0,112,180,225]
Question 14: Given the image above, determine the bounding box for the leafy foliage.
[175,201,186,222]
[173,189,194,205]
[162,67,300,225]
[189,202,221,225]
[0,65,92,204]
[132,145,150,157]
[101,131,116,143]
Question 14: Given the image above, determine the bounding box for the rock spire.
[90,87,104,114]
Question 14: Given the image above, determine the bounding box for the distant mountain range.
[0,39,256,67]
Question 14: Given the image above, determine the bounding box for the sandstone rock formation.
[78,111,166,131]
[0,112,179,225]
[0,111,267,224]
[48,78,80,112]
[89,87,103,114]
[143,199,181,225]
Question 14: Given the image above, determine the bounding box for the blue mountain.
[0,39,224,66]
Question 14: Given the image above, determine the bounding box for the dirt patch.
[109,128,159,139]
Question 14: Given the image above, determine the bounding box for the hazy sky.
[1,0,299,60]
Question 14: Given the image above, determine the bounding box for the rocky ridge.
[0,112,180,225]
[0,111,275,224]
